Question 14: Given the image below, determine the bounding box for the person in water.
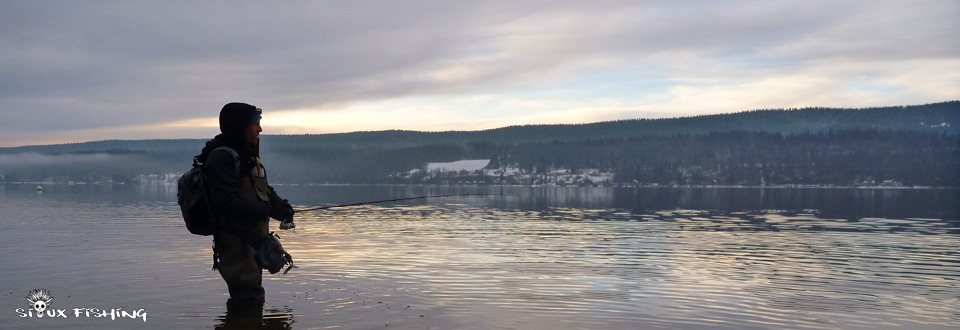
[194,102,295,309]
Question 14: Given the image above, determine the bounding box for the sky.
[1,0,958,147]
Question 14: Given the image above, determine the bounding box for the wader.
[214,157,273,303]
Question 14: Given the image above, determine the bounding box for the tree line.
[3,130,955,187]
[264,129,958,187]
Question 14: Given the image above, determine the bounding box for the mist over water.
[0,184,957,329]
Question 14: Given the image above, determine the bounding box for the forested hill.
[0,101,957,187]
[2,100,957,154]
[265,100,959,148]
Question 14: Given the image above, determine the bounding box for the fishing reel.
[279,218,296,230]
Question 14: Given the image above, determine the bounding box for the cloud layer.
[2,0,957,146]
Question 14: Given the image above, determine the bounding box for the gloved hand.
[269,199,295,221]
[269,199,295,230]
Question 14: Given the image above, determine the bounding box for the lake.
[1,184,958,329]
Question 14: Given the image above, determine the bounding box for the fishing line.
[292,193,506,213]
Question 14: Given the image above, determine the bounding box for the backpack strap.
[210,146,241,173]
[207,146,241,270]
[211,146,255,200]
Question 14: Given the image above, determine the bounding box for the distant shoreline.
[5,182,958,189]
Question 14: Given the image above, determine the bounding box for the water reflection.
[1,184,958,329]
[8,183,958,220]
[282,202,960,329]
[273,185,960,220]
[215,301,293,330]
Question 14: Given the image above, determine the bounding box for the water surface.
[1,184,957,329]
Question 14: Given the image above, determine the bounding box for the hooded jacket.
[194,102,289,232]
[200,136,270,229]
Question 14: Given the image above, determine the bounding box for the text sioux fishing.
[15,307,147,322]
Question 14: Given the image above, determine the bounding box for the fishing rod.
[292,193,505,213]
[280,193,507,229]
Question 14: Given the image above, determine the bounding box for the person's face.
[245,120,262,145]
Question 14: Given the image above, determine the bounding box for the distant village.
[392,159,617,186]
[1,159,910,188]
[387,159,907,188]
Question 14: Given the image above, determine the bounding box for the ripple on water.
[270,204,960,329]
[2,192,958,329]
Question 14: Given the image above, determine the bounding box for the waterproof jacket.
[198,135,289,234]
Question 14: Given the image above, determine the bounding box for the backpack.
[177,146,239,236]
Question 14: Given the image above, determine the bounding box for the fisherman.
[193,102,295,310]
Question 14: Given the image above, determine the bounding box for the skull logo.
[34,300,47,312]
[25,289,54,313]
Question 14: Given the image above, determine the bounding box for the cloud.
[1,0,957,146]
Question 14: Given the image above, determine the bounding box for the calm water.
[0,184,958,329]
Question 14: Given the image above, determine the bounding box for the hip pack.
[254,233,298,274]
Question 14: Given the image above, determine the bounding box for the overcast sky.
[1,1,957,147]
